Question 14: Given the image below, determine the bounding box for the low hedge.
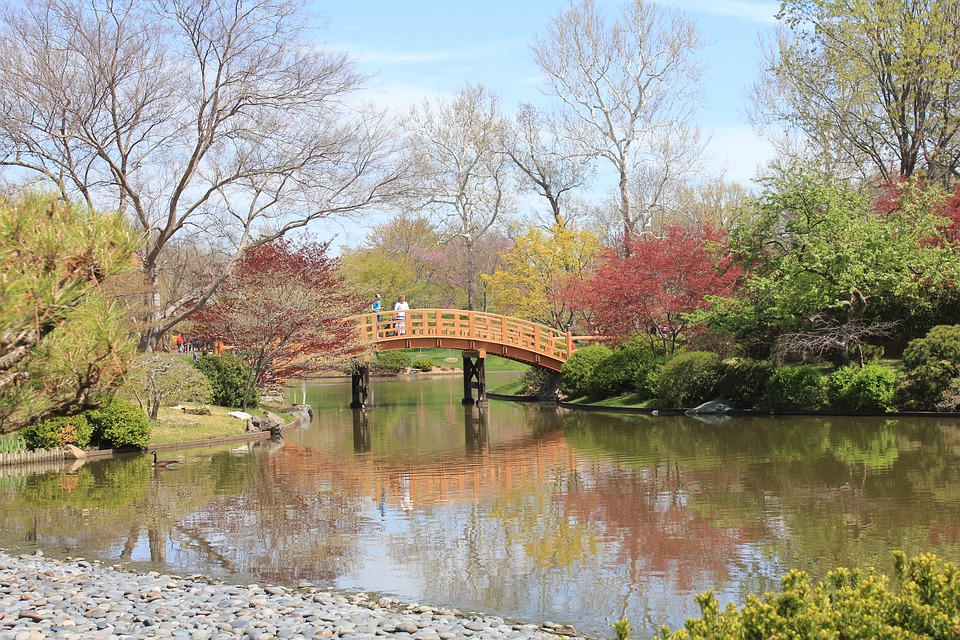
[827,364,898,413]
[766,365,827,412]
[654,351,723,408]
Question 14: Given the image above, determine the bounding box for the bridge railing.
[353,309,575,363]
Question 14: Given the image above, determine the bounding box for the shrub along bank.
[19,353,263,451]
[557,324,960,413]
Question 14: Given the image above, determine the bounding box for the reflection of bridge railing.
[352,309,576,371]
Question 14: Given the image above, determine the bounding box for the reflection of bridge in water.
[351,309,587,408]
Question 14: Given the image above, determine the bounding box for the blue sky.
[309,0,781,250]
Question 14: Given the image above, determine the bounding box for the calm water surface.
[3,372,960,638]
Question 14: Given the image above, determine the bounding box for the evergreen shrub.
[898,324,960,410]
[660,552,960,640]
[20,414,93,450]
[654,351,722,408]
[87,398,150,449]
[411,358,435,372]
[588,341,663,399]
[765,365,826,412]
[194,353,258,408]
[827,364,897,413]
[560,344,611,399]
[717,358,775,409]
[935,378,960,411]
[373,351,413,374]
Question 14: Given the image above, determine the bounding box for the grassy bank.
[150,404,290,445]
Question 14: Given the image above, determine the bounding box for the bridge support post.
[350,357,371,409]
[461,350,487,406]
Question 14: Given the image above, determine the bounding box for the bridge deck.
[353,309,575,372]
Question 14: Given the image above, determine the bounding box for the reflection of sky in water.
[3,375,960,638]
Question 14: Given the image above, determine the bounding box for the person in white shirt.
[394,294,410,335]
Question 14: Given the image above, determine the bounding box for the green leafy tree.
[751,0,960,184]
[0,192,139,434]
[707,171,958,357]
[123,353,213,420]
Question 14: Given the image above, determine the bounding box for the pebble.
[0,550,584,640]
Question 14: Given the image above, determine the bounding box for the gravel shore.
[0,550,585,640]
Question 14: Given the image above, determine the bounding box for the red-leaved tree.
[571,225,741,353]
[192,238,364,408]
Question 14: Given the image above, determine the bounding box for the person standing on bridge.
[394,294,409,335]
[371,293,382,330]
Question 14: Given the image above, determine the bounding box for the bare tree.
[507,103,593,227]
[531,0,707,242]
[0,0,403,350]
[403,83,515,311]
[773,315,899,367]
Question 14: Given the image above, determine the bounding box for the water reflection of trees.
[560,412,960,583]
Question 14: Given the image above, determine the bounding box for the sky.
[309,0,782,249]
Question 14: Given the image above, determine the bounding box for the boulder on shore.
[246,411,284,434]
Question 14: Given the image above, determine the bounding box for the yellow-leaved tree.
[483,223,601,331]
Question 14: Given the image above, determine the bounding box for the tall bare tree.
[507,103,594,227]
[0,0,403,350]
[403,83,515,311]
[530,0,707,242]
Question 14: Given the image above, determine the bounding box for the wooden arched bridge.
[353,308,576,372]
[350,309,581,408]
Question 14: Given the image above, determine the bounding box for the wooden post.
[350,357,372,409]
[461,349,487,406]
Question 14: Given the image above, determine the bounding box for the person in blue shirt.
[371,293,383,331]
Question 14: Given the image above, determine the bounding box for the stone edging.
[491,394,960,419]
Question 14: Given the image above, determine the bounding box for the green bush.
[717,358,775,409]
[372,351,413,374]
[194,353,258,408]
[654,351,723,408]
[411,358,435,372]
[87,398,150,449]
[765,365,827,412]
[20,414,93,450]
[560,344,611,398]
[586,341,663,400]
[827,364,897,413]
[898,324,960,410]
[660,552,960,640]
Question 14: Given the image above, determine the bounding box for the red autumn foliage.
[570,225,741,351]
[192,238,365,397]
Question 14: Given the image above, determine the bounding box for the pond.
[2,371,960,638]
